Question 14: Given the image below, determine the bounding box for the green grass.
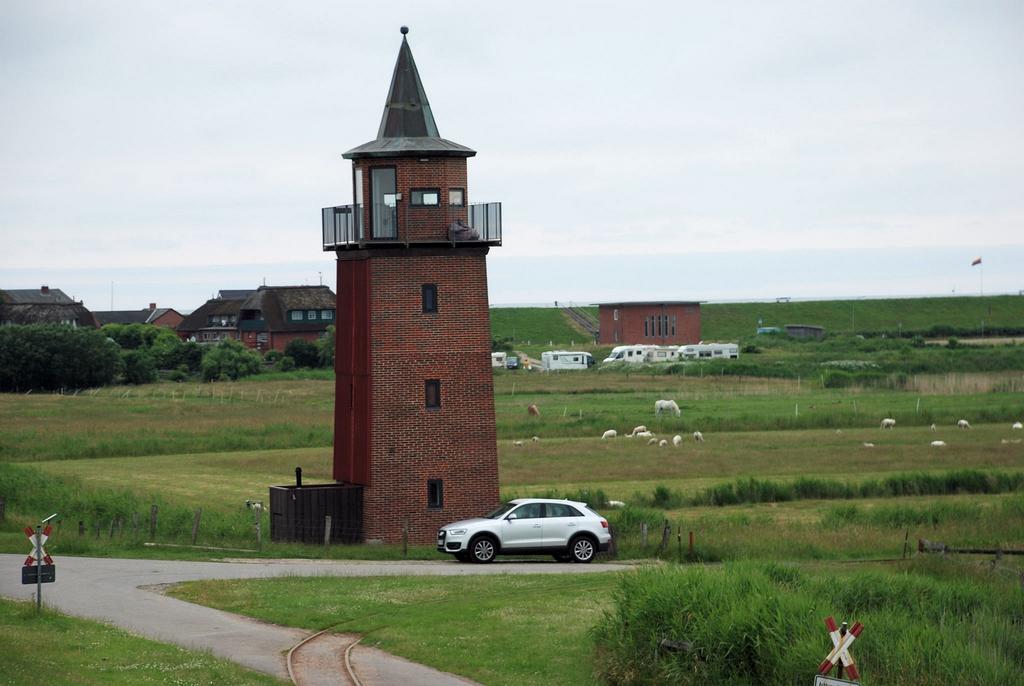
[593,559,1024,685]
[170,573,620,686]
[0,598,278,685]
[562,295,1024,341]
[490,306,590,345]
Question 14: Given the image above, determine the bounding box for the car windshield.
[484,502,518,519]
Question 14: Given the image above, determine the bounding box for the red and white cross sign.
[817,616,863,681]
[24,525,54,567]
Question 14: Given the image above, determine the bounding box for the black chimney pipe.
[295,466,302,488]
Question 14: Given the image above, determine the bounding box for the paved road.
[0,555,627,683]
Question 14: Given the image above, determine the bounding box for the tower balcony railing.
[322,202,502,250]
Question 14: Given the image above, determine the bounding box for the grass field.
[0,598,277,685]
[567,294,1024,341]
[169,557,1024,686]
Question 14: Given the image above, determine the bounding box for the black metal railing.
[322,201,501,249]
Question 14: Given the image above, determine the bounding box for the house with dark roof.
[177,286,336,352]
[0,286,98,328]
[93,303,184,329]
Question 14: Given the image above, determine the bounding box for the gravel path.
[0,554,627,684]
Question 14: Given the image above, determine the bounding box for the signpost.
[22,513,58,612]
[817,616,863,682]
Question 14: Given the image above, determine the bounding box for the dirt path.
[0,554,627,684]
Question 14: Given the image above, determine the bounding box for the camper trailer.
[678,343,740,360]
[491,352,507,368]
[541,350,595,371]
[602,345,653,364]
[644,346,681,363]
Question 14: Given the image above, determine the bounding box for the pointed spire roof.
[344,28,475,160]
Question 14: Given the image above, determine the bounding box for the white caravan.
[602,345,652,364]
[678,343,740,360]
[644,346,681,363]
[541,350,595,371]
[491,352,507,368]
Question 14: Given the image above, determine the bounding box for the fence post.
[324,515,332,546]
[0,497,4,522]
[657,520,671,555]
[608,524,618,558]
[191,508,202,545]
[689,530,695,557]
[108,519,116,539]
[131,512,139,539]
[149,505,158,541]
[640,521,648,548]
[93,522,101,538]
[78,520,85,537]
[255,509,262,552]
[403,518,411,561]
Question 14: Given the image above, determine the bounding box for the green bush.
[200,340,262,382]
[318,326,335,368]
[947,336,960,349]
[276,355,296,372]
[284,339,319,368]
[0,325,123,391]
[120,349,157,385]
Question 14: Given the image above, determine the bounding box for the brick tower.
[322,28,502,544]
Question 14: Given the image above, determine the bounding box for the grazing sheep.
[957,419,971,430]
[531,435,540,442]
[693,431,704,443]
[930,440,947,447]
[634,431,654,439]
[527,403,540,416]
[601,429,617,439]
[880,418,896,429]
[631,425,648,436]
[1002,438,1022,444]
[673,435,683,447]
[655,399,682,417]
[648,437,658,445]
[835,429,843,434]
[608,500,626,508]
[930,423,937,431]
[862,442,875,448]
[512,440,525,447]
[659,439,668,447]
[244,499,264,512]
[1013,422,1023,430]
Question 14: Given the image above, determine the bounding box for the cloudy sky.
[2,2,1022,310]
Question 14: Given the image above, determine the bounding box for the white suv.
[436,498,611,563]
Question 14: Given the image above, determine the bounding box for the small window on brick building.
[411,189,440,206]
[613,308,619,321]
[425,379,441,409]
[422,284,438,313]
[448,188,464,206]
[427,479,443,509]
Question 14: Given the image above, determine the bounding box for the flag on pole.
[971,257,982,266]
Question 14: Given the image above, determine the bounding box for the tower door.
[370,167,397,239]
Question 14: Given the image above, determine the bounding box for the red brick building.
[94,303,184,329]
[324,28,502,544]
[597,301,702,345]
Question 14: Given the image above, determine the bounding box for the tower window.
[448,188,464,206]
[427,479,443,509]
[425,379,441,409]
[422,284,438,313]
[410,189,440,206]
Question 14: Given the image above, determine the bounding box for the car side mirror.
[507,513,518,521]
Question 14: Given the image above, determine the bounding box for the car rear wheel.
[470,535,497,563]
[570,535,596,563]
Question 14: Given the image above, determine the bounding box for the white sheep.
[655,399,681,417]
[512,440,525,447]
[956,419,971,430]
[531,436,540,442]
[634,431,654,439]
[608,500,626,508]
[862,442,875,448]
[630,425,648,436]
[244,499,264,512]
[648,437,658,445]
[658,439,668,447]
[693,431,704,443]
[1013,422,1023,430]
[930,440,947,447]
[930,423,937,431]
[880,418,896,429]
[672,435,682,447]
[601,429,617,440]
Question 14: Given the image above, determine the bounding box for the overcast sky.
[2,2,1022,310]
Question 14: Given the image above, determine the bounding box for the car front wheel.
[470,535,497,563]
[569,535,596,563]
